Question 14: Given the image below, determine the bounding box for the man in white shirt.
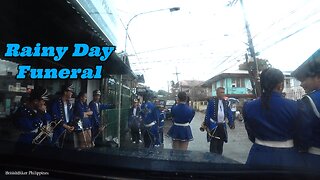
[203,87,235,154]
[89,90,115,146]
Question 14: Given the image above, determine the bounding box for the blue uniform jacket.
[15,105,52,144]
[296,89,320,151]
[50,98,74,144]
[243,92,298,143]
[171,103,195,124]
[205,98,234,130]
[167,103,194,141]
[89,101,113,128]
[140,102,159,125]
[74,99,91,130]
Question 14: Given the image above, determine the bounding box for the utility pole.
[173,67,180,83]
[173,67,181,92]
[239,0,261,97]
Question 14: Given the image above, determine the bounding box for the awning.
[0,0,134,77]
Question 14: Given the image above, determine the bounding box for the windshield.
[0,0,320,178]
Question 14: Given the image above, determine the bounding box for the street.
[163,112,252,164]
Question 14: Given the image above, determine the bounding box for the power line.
[259,17,320,53]
[250,0,313,40]
[118,17,146,73]
[252,5,320,51]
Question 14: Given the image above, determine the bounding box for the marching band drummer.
[50,84,75,149]
[74,92,93,150]
[14,87,52,152]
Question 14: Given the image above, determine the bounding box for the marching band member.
[157,106,166,146]
[243,68,302,168]
[50,84,75,149]
[140,98,159,148]
[167,92,195,150]
[89,89,114,146]
[74,92,93,150]
[293,49,320,169]
[14,87,51,152]
[203,87,235,154]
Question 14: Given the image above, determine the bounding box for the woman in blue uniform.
[292,49,320,170]
[243,68,302,168]
[167,91,195,150]
[74,92,93,150]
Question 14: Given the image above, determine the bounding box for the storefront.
[0,0,136,144]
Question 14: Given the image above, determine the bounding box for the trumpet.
[199,122,207,132]
[32,119,63,145]
[199,121,218,139]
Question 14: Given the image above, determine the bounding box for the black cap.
[30,87,49,101]
[93,89,101,96]
[61,84,74,93]
[292,49,320,81]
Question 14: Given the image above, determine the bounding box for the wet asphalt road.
[162,112,252,163]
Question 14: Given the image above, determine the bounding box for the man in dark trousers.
[89,89,114,146]
[128,100,142,144]
[202,87,235,154]
[50,84,75,149]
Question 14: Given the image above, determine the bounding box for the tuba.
[32,119,62,145]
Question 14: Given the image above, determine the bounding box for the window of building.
[220,79,225,87]
[232,78,245,88]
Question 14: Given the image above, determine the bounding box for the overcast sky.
[114,0,320,91]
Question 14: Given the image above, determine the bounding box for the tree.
[157,90,168,96]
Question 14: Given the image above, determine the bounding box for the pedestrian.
[292,49,320,169]
[128,100,142,144]
[243,68,302,168]
[167,92,195,150]
[89,89,114,146]
[202,87,235,154]
[50,84,75,149]
[74,92,93,150]
[140,97,159,148]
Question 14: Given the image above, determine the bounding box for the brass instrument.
[32,119,63,145]
[200,121,219,139]
[199,122,207,132]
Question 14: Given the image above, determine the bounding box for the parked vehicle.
[164,100,176,120]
